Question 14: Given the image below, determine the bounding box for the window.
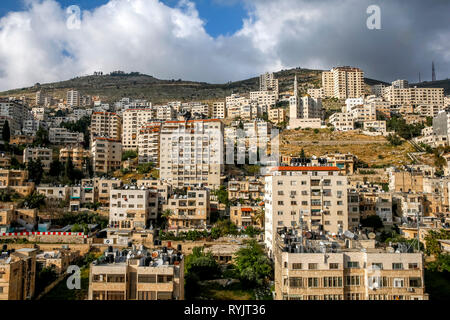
[289,277,303,288]
[347,261,359,268]
[307,277,319,288]
[393,278,404,288]
[292,263,302,270]
[408,263,419,270]
[409,277,421,288]
[138,275,156,283]
[392,263,403,270]
[324,277,342,288]
[371,263,383,270]
[345,276,360,286]
[329,263,339,269]
[308,263,318,270]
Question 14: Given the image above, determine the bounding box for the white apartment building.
[259,72,279,93]
[211,102,226,119]
[265,166,348,253]
[322,67,364,99]
[0,99,30,134]
[329,112,354,131]
[363,120,387,133]
[109,186,159,229]
[23,147,52,171]
[67,90,80,107]
[159,119,224,189]
[137,122,161,164]
[91,112,122,141]
[345,97,365,113]
[392,79,409,89]
[156,105,176,121]
[49,127,84,145]
[249,91,278,107]
[31,107,46,121]
[191,104,211,118]
[122,108,157,150]
[307,88,324,99]
[350,105,376,122]
[91,137,122,175]
[289,77,323,129]
[383,87,444,107]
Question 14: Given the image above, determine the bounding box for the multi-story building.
[59,147,90,171]
[163,189,210,232]
[329,112,354,131]
[122,108,156,150]
[249,91,278,107]
[0,99,30,134]
[363,120,387,134]
[0,247,37,300]
[23,147,52,171]
[137,122,161,165]
[211,102,226,119]
[259,72,279,93]
[49,127,84,145]
[265,166,348,253]
[91,112,122,141]
[0,169,34,196]
[273,228,428,300]
[392,79,409,89]
[322,67,364,99]
[159,119,224,189]
[88,246,184,300]
[37,185,70,201]
[269,108,286,124]
[227,177,265,201]
[307,88,324,99]
[67,90,80,107]
[109,186,159,229]
[290,76,323,129]
[230,205,264,229]
[91,138,122,175]
[383,87,444,107]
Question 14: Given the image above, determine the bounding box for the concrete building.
[0,247,37,300]
[59,147,90,171]
[392,79,409,89]
[228,177,265,201]
[259,72,279,93]
[383,87,444,107]
[23,147,52,171]
[137,122,161,165]
[49,127,84,145]
[88,246,184,300]
[0,99,30,134]
[122,108,156,150]
[265,166,348,253]
[322,67,364,99]
[159,119,223,189]
[0,169,34,196]
[211,102,226,119]
[363,120,387,134]
[269,108,287,124]
[91,138,122,175]
[273,228,428,300]
[67,90,80,107]
[290,76,323,129]
[329,112,354,131]
[91,112,122,141]
[163,189,210,232]
[109,186,159,229]
[307,88,324,99]
[230,205,264,229]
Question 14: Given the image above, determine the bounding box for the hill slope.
[0,68,387,104]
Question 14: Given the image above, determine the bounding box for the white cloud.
[0,0,449,91]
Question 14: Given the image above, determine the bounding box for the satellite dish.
[368,232,376,239]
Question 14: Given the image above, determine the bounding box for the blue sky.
[0,0,247,37]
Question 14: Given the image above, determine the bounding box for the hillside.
[411,79,450,95]
[0,68,387,105]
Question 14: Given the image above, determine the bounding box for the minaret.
[432,61,436,82]
[294,74,298,97]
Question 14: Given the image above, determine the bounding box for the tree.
[360,215,384,230]
[64,156,75,184]
[252,208,265,229]
[35,127,50,146]
[215,185,229,206]
[234,240,272,287]
[158,209,173,230]
[122,149,138,161]
[49,159,63,177]
[23,192,46,209]
[27,159,44,185]
[387,133,403,146]
[299,148,306,159]
[2,120,10,143]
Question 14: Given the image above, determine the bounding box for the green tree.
[27,158,44,185]
[122,150,138,161]
[360,215,384,230]
[35,127,50,146]
[235,240,272,287]
[215,185,229,206]
[23,192,46,209]
[2,120,10,143]
[299,148,306,158]
[49,159,63,177]
[64,156,75,184]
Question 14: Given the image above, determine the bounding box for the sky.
[0,0,449,91]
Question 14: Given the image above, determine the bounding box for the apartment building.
[109,186,159,229]
[91,138,122,175]
[392,79,409,89]
[269,108,286,124]
[228,177,265,201]
[10,135,34,146]
[0,247,37,300]
[137,122,161,165]
[0,153,10,168]
[329,112,354,131]
[36,249,80,275]
[307,88,324,99]
[273,229,428,300]
[290,77,323,129]
[211,102,226,119]
[67,90,80,107]
[23,147,52,171]
[82,177,123,206]
[351,105,376,122]
[155,105,176,121]
[259,72,279,93]
[0,169,34,196]
[265,166,348,253]
[250,91,278,107]
[89,246,184,300]
[383,87,444,107]
[230,205,263,229]
[59,147,90,171]
[49,127,84,145]
[122,108,157,150]
[415,104,443,117]
[136,179,173,204]
[37,185,70,201]
[159,119,224,189]
[163,189,210,232]
[91,112,122,141]
[0,204,37,233]
[31,107,47,121]
[0,99,30,134]
[322,67,364,99]
[363,120,387,134]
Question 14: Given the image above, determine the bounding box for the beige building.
[67,90,80,107]
[88,246,184,300]
[0,247,37,300]
[265,166,348,253]
[23,147,52,171]
[269,108,286,124]
[259,72,279,93]
[0,169,34,196]
[109,186,159,230]
[383,86,444,107]
[230,205,264,229]
[363,120,387,133]
[92,137,122,175]
[290,76,323,129]
[49,127,84,145]
[91,112,122,141]
[137,122,161,165]
[228,177,265,201]
[273,229,428,300]
[163,189,210,232]
[59,147,90,171]
[322,67,364,99]
[159,119,224,189]
[329,112,354,131]
[122,108,156,150]
[211,102,226,119]
[307,88,324,99]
